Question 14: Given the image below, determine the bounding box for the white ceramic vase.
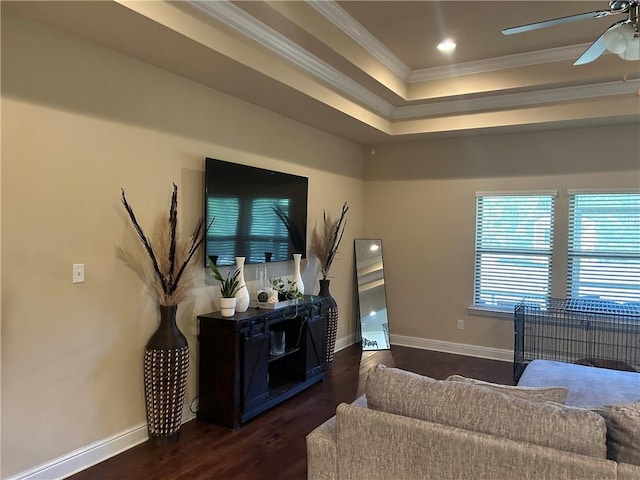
[235,256,250,312]
[219,297,237,317]
[292,253,304,295]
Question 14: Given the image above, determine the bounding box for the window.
[473,192,556,310]
[567,192,640,304]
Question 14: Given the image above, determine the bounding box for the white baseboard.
[7,404,197,480]
[390,334,513,362]
[334,335,355,353]
[8,336,509,480]
[334,333,512,363]
[6,423,148,480]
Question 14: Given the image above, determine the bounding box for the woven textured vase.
[143,304,189,445]
[319,279,338,367]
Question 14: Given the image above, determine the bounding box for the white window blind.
[474,193,555,310]
[567,192,640,304]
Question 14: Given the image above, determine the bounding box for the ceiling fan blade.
[573,20,627,65]
[502,10,613,35]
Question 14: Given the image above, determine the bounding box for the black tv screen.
[204,158,308,267]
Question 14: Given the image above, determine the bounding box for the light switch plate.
[73,264,85,283]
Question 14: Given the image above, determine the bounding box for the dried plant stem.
[309,202,348,280]
[121,184,211,306]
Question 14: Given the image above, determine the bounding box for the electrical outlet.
[457,319,464,330]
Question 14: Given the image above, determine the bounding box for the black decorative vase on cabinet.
[143,304,189,445]
[319,279,338,368]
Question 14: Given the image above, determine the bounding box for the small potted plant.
[270,277,304,303]
[209,259,245,317]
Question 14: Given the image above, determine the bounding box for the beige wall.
[0,12,365,477]
[364,125,640,353]
[3,7,640,480]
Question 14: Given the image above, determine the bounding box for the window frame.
[566,189,640,304]
[471,190,558,315]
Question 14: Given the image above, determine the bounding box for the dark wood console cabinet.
[197,297,325,429]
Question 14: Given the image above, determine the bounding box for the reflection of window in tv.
[206,197,293,266]
[247,198,290,263]
[206,197,238,266]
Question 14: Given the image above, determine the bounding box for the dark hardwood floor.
[69,345,512,480]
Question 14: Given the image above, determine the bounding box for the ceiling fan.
[502,0,640,65]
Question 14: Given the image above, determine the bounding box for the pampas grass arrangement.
[309,202,349,280]
[120,183,209,306]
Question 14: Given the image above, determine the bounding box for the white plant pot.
[219,297,237,317]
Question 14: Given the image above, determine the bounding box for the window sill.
[467,306,513,320]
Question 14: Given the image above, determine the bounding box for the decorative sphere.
[257,291,269,302]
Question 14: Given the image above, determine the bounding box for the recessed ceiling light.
[437,38,456,52]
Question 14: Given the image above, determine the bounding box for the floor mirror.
[354,239,390,350]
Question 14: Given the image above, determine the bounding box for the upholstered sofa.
[306,362,640,480]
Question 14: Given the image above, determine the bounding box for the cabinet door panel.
[241,324,269,411]
[306,313,324,377]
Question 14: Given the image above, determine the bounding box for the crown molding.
[306,0,412,80]
[409,44,593,82]
[392,80,640,119]
[307,1,594,83]
[189,1,636,125]
[191,0,394,117]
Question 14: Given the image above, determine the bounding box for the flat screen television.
[204,158,308,267]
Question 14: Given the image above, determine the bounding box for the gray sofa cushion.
[335,402,617,480]
[306,415,338,480]
[618,462,640,480]
[366,364,607,458]
[306,395,368,480]
[597,400,640,466]
[447,374,568,403]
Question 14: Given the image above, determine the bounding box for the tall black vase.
[319,279,339,368]
[143,304,189,445]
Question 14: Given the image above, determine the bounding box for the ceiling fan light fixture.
[602,22,640,60]
[437,38,456,52]
[503,1,640,64]
[603,24,631,54]
[619,34,640,59]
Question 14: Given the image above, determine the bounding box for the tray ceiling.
[4,0,639,144]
